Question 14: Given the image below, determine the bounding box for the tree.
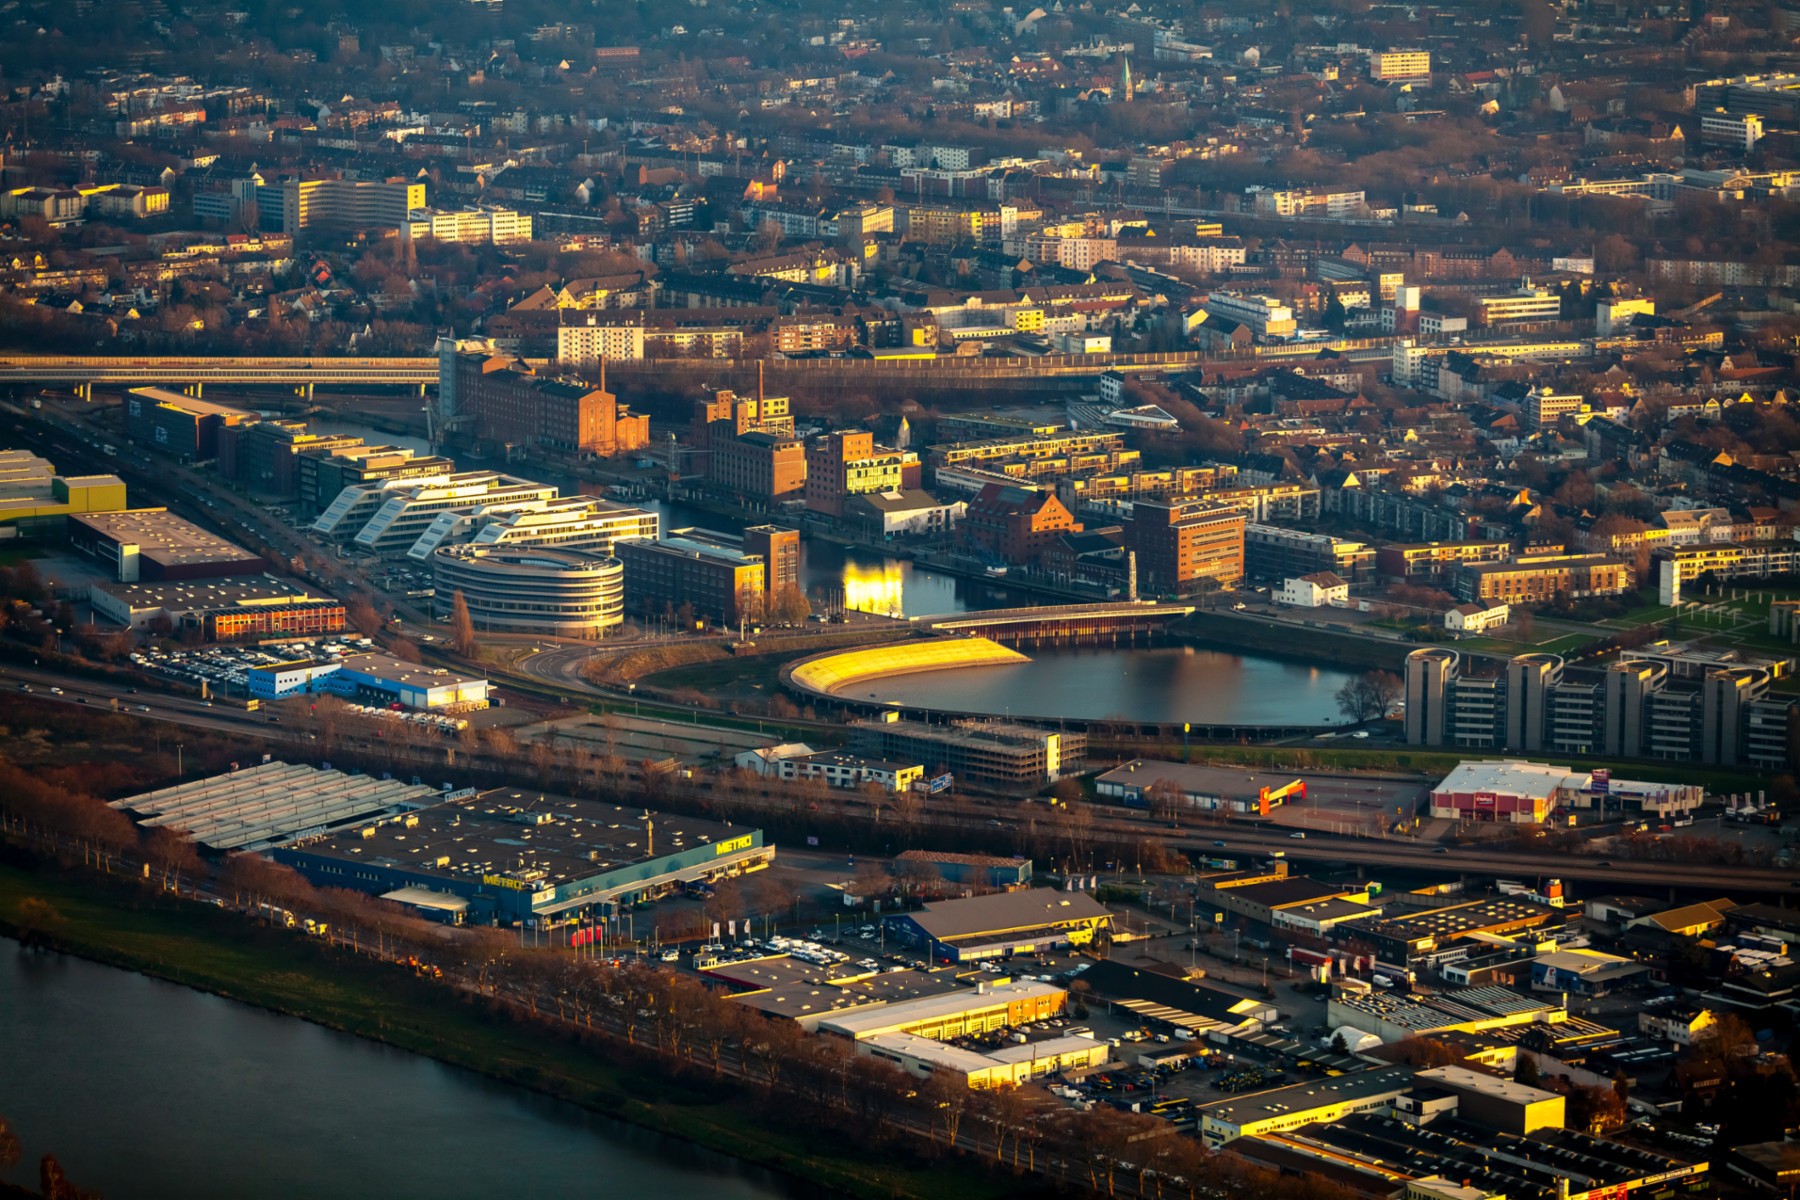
[1515,1053,1541,1086]
[770,584,812,625]
[450,589,479,657]
[1335,670,1403,724]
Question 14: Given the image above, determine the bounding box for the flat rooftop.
[72,509,257,564]
[1198,1066,1413,1128]
[111,761,441,852]
[902,889,1111,942]
[130,387,254,420]
[1432,759,1576,797]
[820,979,1065,1039]
[707,959,960,1020]
[94,574,316,611]
[285,787,759,897]
[332,652,487,691]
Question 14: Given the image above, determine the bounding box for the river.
[868,644,1356,726]
[0,942,811,1200]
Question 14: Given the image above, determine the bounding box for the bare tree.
[450,589,479,658]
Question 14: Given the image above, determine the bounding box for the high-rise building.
[557,316,647,367]
[742,525,801,595]
[1405,647,1796,769]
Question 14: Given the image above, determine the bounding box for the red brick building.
[963,483,1082,566]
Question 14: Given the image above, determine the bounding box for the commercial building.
[1197,1067,1415,1146]
[1370,49,1431,81]
[89,574,342,637]
[1246,189,1367,221]
[741,525,800,597]
[1522,388,1585,430]
[774,752,925,793]
[1325,986,1564,1044]
[272,788,772,925]
[315,472,559,557]
[0,450,126,536]
[69,509,264,582]
[1475,289,1563,327]
[1694,72,1800,123]
[111,761,441,852]
[1095,761,1314,817]
[298,446,457,520]
[1076,959,1277,1037]
[1246,525,1375,585]
[405,494,660,564]
[1201,872,1381,928]
[819,979,1068,1040]
[804,430,910,518]
[615,528,767,625]
[217,421,367,499]
[401,205,533,245]
[1202,291,1298,340]
[1125,500,1246,595]
[273,177,425,233]
[845,490,967,540]
[858,1031,1108,1089]
[124,389,253,462]
[439,340,651,458]
[851,714,1085,790]
[1427,759,1703,824]
[1405,647,1796,770]
[433,545,624,638]
[247,652,489,710]
[882,889,1111,963]
[1246,1114,1708,1200]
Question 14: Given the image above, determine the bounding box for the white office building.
[406,494,660,562]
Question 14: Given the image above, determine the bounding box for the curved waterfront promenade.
[783,636,1028,698]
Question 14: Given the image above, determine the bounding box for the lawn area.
[1457,631,1592,656]
[0,857,1009,1200]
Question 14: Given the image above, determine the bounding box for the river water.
[0,942,809,1200]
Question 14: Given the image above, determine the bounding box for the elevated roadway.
[918,601,1196,647]
[0,355,440,386]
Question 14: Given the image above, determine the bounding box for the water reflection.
[839,559,908,618]
[0,943,811,1200]
[872,645,1354,726]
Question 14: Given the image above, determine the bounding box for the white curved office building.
[433,545,624,638]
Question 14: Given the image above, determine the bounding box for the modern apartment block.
[556,317,647,367]
[1455,552,1632,605]
[1376,540,1510,586]
[1405,647,1796,768]
[401,205,533,245]
[1246,524,1375,584]
[272,178,425,233]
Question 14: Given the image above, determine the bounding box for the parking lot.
[131,637,375,696]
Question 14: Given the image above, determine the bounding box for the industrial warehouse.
[271,787,772,925]
[883,888,1113,963]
